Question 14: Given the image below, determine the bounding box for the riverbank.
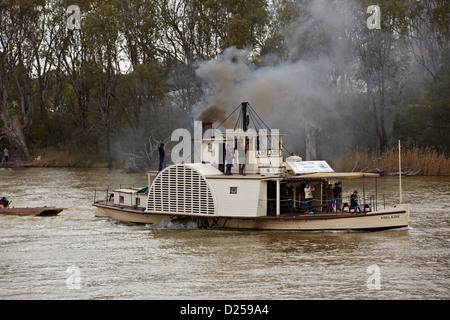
[0,160,111,169]
[334,146,450,176]
[2,146,449,175]
[0,147,111,169]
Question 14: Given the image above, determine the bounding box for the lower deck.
[93,199,373,219]
[93,200,410,231]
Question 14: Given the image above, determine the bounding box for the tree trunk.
[305,126,319,160]
[370,92,387,154]
[1,113,30,161]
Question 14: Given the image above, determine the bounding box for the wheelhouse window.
[230,186,238,194]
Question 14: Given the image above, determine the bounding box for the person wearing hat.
[350,190,362,213]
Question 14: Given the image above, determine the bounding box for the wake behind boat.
[93,103,410,231]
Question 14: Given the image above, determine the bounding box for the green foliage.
[394,48,450,153]
[0,0,448,166]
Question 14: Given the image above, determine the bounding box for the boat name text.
[256,149,282,157]
[380,215,400,220]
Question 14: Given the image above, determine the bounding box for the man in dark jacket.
[158,143,166,171]
[350,190,362,213]
[333,183,340,211]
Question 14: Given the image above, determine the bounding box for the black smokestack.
[241,102,249,132]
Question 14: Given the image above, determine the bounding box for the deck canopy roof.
[283,172,379,181]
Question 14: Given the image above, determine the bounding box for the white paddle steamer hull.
[94,202,409,231]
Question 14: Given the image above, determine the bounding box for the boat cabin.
[109,187,148,210]
[197,102,288,175]
[199,129,288,175]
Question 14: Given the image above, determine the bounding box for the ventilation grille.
[147,165,215,215]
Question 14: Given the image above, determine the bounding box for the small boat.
[0,197,64,216]
[93,103,410,231]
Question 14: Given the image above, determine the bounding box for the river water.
[0,167,448,300]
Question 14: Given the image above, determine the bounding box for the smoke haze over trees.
[0,0,448,170]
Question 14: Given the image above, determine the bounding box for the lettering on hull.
[380,215,401,220]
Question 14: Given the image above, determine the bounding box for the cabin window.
[208,143,213,152]
[230,186,238,194]
[136,197,140,205]
[119,196,124,203]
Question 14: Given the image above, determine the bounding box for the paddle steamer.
[93,103,410,231]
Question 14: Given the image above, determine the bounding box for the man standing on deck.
[237,140,246,175]
[333,183,340,212]
[304,183,315,213]
[158,143,166,171]
[351,190,362,213]
[326,184,334,212]
[225,144,234,175]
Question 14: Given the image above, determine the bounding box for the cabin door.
[266,180,277,216]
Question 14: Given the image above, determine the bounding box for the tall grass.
[334,146,450,176]
[30,147,109,167]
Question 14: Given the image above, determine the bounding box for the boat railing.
[93,188,111,204]
[93,186,144,209]
[267,194,378,216]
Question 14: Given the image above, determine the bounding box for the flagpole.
[398,140,402,204]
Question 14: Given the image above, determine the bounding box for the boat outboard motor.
[0,197,10,208]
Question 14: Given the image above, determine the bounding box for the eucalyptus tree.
[396,0,450,153]
[158,0,270,116]
[407,0,449,80]
[0,0,45,160]
[81,2,124,165]
[353,0,411,153]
